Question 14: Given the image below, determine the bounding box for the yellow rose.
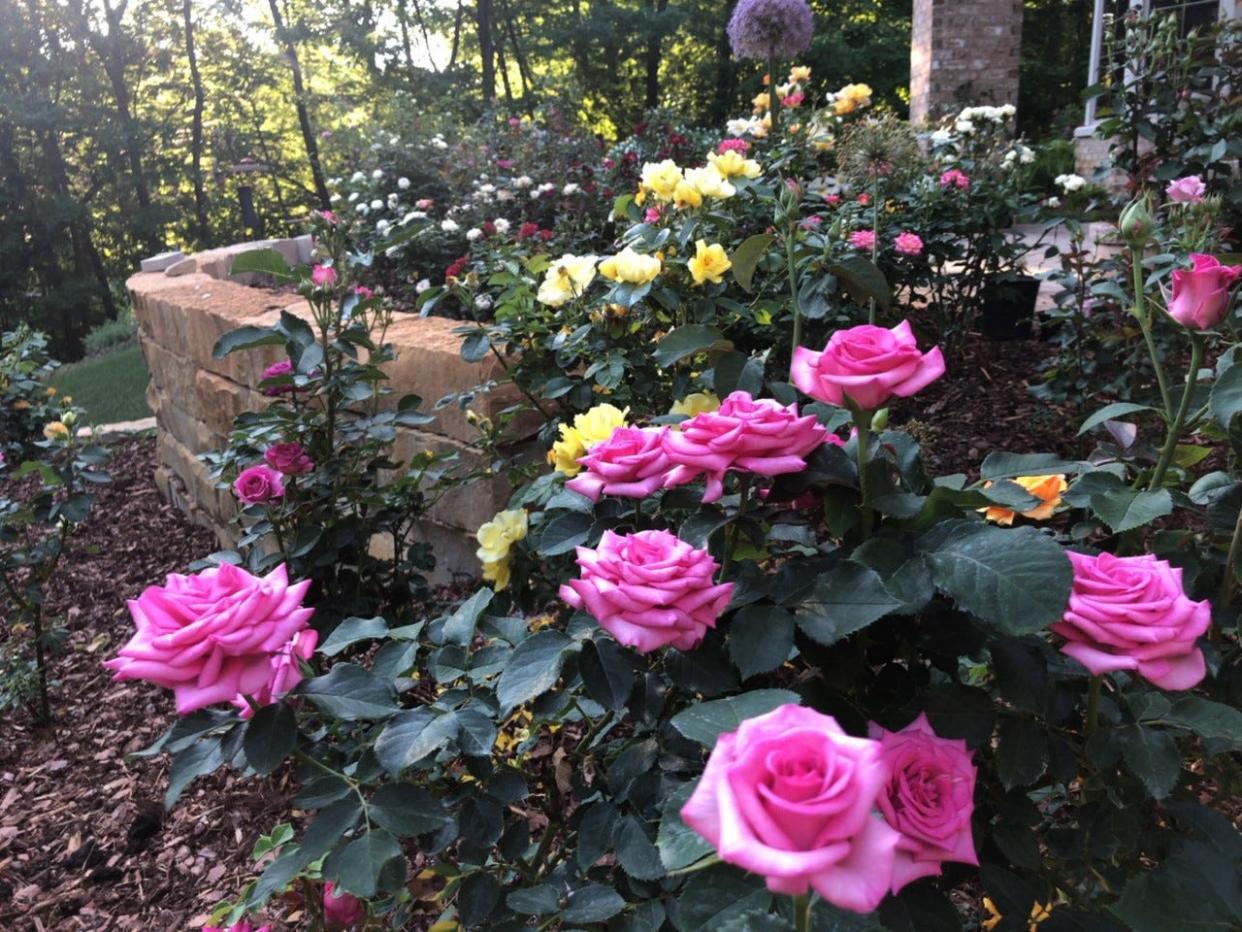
[548,403,629,476]
[752,91,770,115]
[834,83,873,116]
[13,399,31,411]
[688,240,732,286]
[537,253,597,307]
[476,508,528,564]
[669,391,721,419]
[672,180,703,210]
[981,475,1068,526]
[707,150,761,180]
[982,897,1053,931]
[789,65,812,84]
[684,166,736,200]
[45,387,56,397]
[599,247,662,284]
[639,159,683,201]
[43,421,70,441]
[481,557,512,591]
[775,82,794,98]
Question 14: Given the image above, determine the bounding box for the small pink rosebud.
[310,264,337,287]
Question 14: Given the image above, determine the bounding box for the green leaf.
[795,561,903,646]
[496,630,577,713]
[318,616,389,656]
[615,814,666,880]
[719,914,793,932]
[535,511,593,556]
[728,604,795,679]
[1112,839,1242,931]
[456,872,500,928]
[374,708,460,775]
[1138,696,1242,751]
[1090,488,1174,533]
[657,781,714,871]
[670,689,800,747]
[1078,402,1155,435]
[922,521,1072,635]
[506,884,561,916]
[455,707,497,757]
[165,734,225,808]
[243,703,297,775]
[924,685,997,748]
[302,664,398,721]
[979,452,1085,480]
[229,248,295,281]
[440,588,494,646]
[1119,724,1182,799]
[579,637,635,711]
[211,325,285,359]
[653,325,732,368]
[996,717,1049,789]
[369,784,453,836]
[460,329,491,363]
[563,884,627,924]
[1210,360,1242,427]
[324,828,405,899]
[829,256,891,311]
[732,233,775,293]
[672,865,772,932]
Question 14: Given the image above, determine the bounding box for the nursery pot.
[980,275,1041,341]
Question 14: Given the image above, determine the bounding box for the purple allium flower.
[727,0,814,61]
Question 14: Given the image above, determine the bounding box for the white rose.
[375,219,391,235]
[930,129,952,147]
[562,183,580,196]
[493,218,510,233]
[514,175,533,189]
[329,193,342,203]
[474,295,493,311]
[350,171,366,183]
[398,177,410,190]
[372,169,384,180]
[356,204,370,215]
[416,278,432,293]
[1020,146,1035,164]
[387,194,399,208]
[441,219,460,233]
[348,191,359,203]
[370,198,384,210]
[466,228,483,241]
[955,119,974,135]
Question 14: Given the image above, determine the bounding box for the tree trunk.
[477,0,495,103]
[396,0,418,81]
[496,34,514,106]
[499,0,532,101]
[710,22,736,126]
[410,0,438,72]
[449,1,465,68]
[182,0,210,245]
[266,0,331,210]
[644,0,668,109]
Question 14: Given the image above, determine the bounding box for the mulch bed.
[0,437,296,930]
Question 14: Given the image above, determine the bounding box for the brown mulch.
[0,437,296,931]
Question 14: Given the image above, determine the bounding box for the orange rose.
[981,474,1068,526]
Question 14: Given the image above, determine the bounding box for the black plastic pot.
[980,275,1041,341]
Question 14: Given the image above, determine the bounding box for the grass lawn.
[49,343,151,425]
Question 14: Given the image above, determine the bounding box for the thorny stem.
[1132,252,1174,418]
[294,748,371,830]
[720,474,753,581]
[1149,334,1203,491]
[1217,504,1242,609]
[787,218,803,367]
[793,893,812,932]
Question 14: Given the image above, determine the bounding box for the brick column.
[910,0,1024,125]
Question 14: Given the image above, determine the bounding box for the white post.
[1084,0,1108,127]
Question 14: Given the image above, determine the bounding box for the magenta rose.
[894,232,924,257]
[260,359,295,397]
[104,563,315,715]
[559,529,733,653]
[310,263,337,287]
[869,713,978,893]
[565,426,672,502]
[939,169,970,190]
[662,391,826,503]
[1166,175,1206,204]
[234,464,285,504]
[233,629,319,718]
[681,704,900,914]
[792,320,945,411]
[848,229,876,251]
[264,442,314,476]
[323,882,365,927]
[1167,253,1241,330]
[1051,551,1211,690]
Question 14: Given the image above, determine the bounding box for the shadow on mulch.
[0,437,296,930]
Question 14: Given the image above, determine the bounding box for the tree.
[265,0,331,210]
[183,0,210,245]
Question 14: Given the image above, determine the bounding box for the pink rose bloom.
[869,713,978,893]
[848,230,876,251]
[857,193,871,206]
[1051,551,1211,690]
[782,93,805,108]
[939,169,971,190]
[234,464,286,504]
[662,391,827,503]
[260,359,295,397]
[681,704,900,914]
[323,882,365,927]
[825,193,841,206]
[894,232,924,257]
[1167,253,1241,330]
[1166,175,1206,204]
[204,921,271,932]
[718,139,750,154]
[105,564,314,715]
[310,264,337,287]
[559,530,733,653]
[800,216,823,230]
[234,629,318,718]
[353,284,374,299]
[415,197,434,209]
[316,210,339,225]
[645,207,663,223]
[792,320,946,411]
[264,442,314,476]
[565,426,672,502]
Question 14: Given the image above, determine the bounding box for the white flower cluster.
[726,116,767,137]
[1055,173,1086,193]
[1003,145,1036,168]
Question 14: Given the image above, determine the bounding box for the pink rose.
[848,230,876,251]
[323,882,365,927]
[681,704,900,914]
[782,93,805,108]
[645,207,662,223]
[1051,551,1211,690]
[894,232,924,257]
[1166,175,1206,204]
[234,464,286,504]
[311,264,337,287]
[316,210,339,225]
[565,426,672,502]
[718,139,750,154]
[204,921,271,932]
[264,442,314,476]
[1167,253,1241,330]
[857,193,871,206]
[800,215,823,230]
[869,713,978,893]
[825,193,841,206]
[558,529,733,653]
[260,359,295,397]
[792,320,945,411]
[233,629,319,718]
[105,564,314,715]
[662,391,827,504]
[353,284,374,299]
[939,169,970,190]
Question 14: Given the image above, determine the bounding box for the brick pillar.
[910,0,1024,125]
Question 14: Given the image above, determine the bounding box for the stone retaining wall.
[128,239,517,582]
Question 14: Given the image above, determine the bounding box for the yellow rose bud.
[476,508,528,566]
[669,391,721,420]
[43,421,70,441]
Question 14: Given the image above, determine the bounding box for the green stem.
[852,406,875,538]
[719,474,754,582]
[1149,334,1202,490]
[295,748,371,830]
[1133,253,1173,417]
[786,221,803,367]
[768,56,780,137]
[868,177,880,325]
[1217,503,1242,609]
[793,894,812,932]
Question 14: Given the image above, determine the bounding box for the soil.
[0,437,296,931]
